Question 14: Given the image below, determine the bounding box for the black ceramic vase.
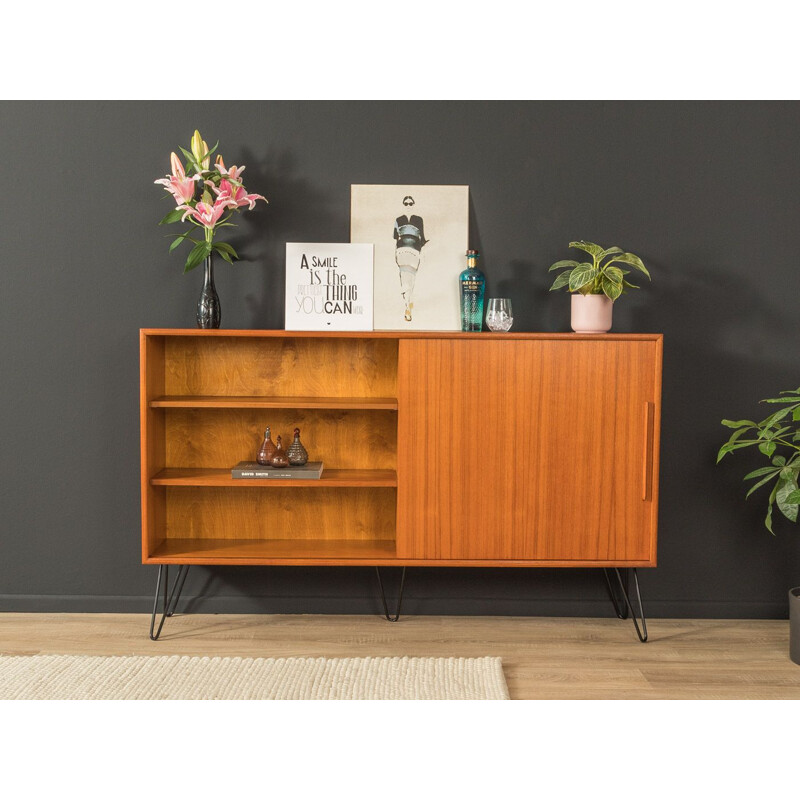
[197,255,221,329]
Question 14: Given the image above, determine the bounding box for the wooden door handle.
[642,401,654,501]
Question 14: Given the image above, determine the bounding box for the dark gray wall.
[2,101,798,618]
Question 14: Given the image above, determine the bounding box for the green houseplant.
[718,387,800,664]
[717,388,800,532]
[548,241,651,333]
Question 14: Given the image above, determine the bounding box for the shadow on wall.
[225,146,347,330]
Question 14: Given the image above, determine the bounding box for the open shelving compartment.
[140,331,400,565]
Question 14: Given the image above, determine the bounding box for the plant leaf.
[760,407,792,428]
[601,276,623,301]
[785,489,800,504]
[183,241,211,273]
[608,252,651,279]
[569,241,604,258]
[549,271,572,291]
[758,441,777,458]
[159,208,185,226]
[600,246,624,258]
[549,259,581,272]
[179,145,201,173]
[604,266,624,285]
[761,397,800,403]
[168,236,187,253]
[745,472,781,499]
[568,264,597,292]
[777,479,799,522]
[723,427,749,447]
[717,441,761,462]
[765,483,779,533]
[744,465,782,480]
[773,456,787,467]
[212,241,238,259]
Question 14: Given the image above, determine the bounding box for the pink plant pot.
[571,293,613,334]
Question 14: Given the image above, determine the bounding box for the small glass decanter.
[269,435,290,468]
[257,427,277,465]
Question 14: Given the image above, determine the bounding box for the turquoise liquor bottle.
[459,249,485,331]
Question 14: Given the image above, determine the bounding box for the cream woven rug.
[0,655,509,700]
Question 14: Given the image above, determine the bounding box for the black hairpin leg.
[375,567,407,622]
[149,564,190,641]
[603,567,648,643]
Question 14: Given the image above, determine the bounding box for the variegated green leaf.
[549,270,572,291]
[549,259,581,272]
[609,252,650,279]
[568,264,596,292]
[602,277,623,301]
[569,241,604,258]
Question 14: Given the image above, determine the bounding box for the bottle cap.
[466,249,480,257]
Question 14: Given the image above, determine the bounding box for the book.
[231,461,324,480]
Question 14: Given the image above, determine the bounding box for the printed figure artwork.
[284,242,374,331]
[351,184,469,330]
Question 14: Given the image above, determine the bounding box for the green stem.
[771,438,800,454]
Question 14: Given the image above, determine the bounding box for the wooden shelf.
[150,395,398,410]
[151,468,398,487]
[147,537,398,565]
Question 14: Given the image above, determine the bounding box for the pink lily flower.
[215,178,267,210]
[215,155,246,183]
[178,196,236,229]
[154,152,200,205]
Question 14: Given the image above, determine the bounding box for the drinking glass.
[485,298,514,331]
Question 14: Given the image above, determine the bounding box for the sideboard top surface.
[141,329,662,342]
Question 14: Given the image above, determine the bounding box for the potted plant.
[548,241,651,333]
[718,388,800,663]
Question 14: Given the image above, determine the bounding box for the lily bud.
[191,130,205,165]
[170,152,184,179]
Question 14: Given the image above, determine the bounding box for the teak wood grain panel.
[140,333,166,560]
[151,396,398,410]
[163,336,398,398]
[147,538,397,565]
[163,487,396,542]
[164,408,397,470]
[396,338,661,563]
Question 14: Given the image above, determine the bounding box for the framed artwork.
[284,242,374,331]
[350,184,468,330]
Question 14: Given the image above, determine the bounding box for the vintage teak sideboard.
[140,330,662,641]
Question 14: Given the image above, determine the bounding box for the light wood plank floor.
[1,613,798,699]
